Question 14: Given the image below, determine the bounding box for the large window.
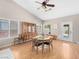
[0,19,18,38]
[10,21,18,37]
[0,20,9,38]
[36,25,42,35]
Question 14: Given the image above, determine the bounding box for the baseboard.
[74,41,79,44]
[0,39,32,49]
[0,42,14,49]
[0,44,10,49]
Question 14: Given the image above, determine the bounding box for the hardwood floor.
[11,40,79,59]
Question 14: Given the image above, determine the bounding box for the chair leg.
[32,45,34,51]
[51,43,53,49]
[36,46,38,54]
[42,44,44,54]
[32,42,35,52]
[48,45,50,52]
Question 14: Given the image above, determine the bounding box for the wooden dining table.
[32,35,53,53]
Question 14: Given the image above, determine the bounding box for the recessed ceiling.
[13,0,79,20]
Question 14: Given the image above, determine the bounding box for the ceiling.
[13,0,79,20]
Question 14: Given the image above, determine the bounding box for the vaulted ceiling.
[13,0,79,20]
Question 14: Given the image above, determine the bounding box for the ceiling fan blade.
[37,6,43,9]
[46,4,55,7]
[35,1,42,4]
[43,5,47,8]
[45,0,49,3]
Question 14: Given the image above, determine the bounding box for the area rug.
[0,48,14,59]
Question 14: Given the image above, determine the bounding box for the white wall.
[44,14,79,43]
[0,0,42,48]
[44,20,60,36]
[0,0,42,25]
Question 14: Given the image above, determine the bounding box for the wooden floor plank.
[11,40,79,59]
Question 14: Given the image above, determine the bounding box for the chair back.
[48,35,57,40]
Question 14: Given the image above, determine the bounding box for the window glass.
[10,21,18,36]
[0,20,9,38]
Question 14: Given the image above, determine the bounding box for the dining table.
[32,35,53,53]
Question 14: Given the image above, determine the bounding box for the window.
[0,19,19,38]
[0,20,9,38]
[10,21,18,37]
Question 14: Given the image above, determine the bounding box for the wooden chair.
[14,33,28,45]
[32,39,43,54]
[48,35,57,40]
[14,34,24,45]
[23,32,28,42]
[43,39,53,52]
[42,35,57,51]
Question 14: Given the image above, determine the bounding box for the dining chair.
[43,39,53,52]
[32,39,44,54]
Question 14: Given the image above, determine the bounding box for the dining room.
[0,0,79,59]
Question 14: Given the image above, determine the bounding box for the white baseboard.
[0,43,11,49]
[0,41,14,49]
[74,41,79,44]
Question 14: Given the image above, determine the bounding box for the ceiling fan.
[35,0,55,10]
